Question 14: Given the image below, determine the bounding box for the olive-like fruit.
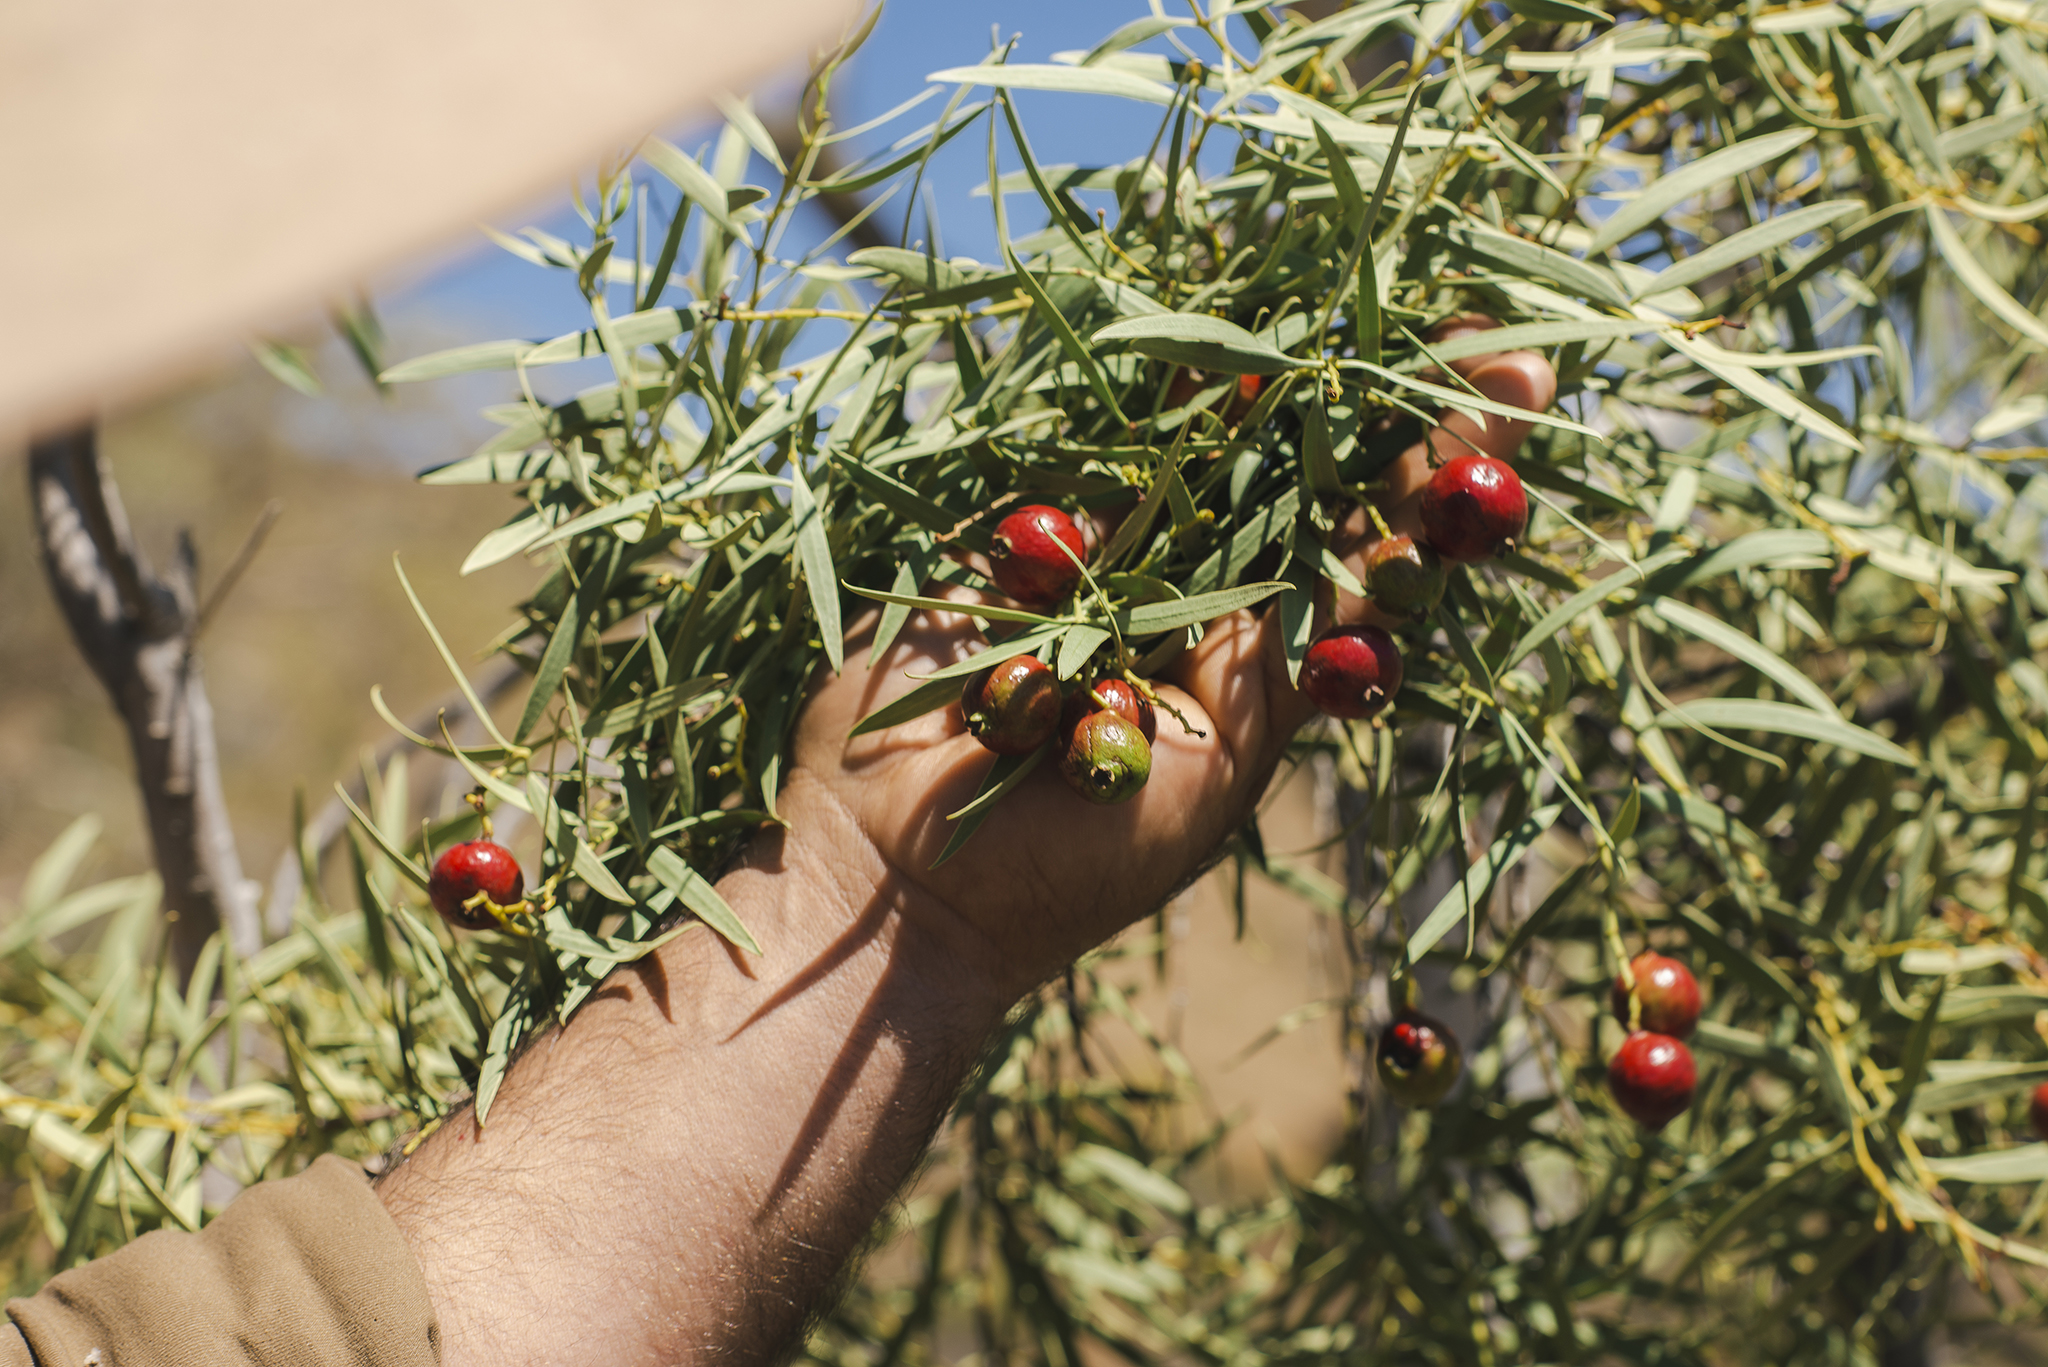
[1376,1010,1463,1108]
[1362,534,1446,619]
[1418,454,1528,563]
[428,839,524,931]
[2030,1081,2048,1143]
[1299,625,1404,720]
[1611,953,1702,1039]
[987,504,1085,606]
[1059,677,1158,744]
[962,656,1062,756]
[1057,709,1152,805]
[1609,1031,1697,1130]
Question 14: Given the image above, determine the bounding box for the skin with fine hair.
[373,329,1555,1366]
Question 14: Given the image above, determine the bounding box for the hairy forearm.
[376,773,1014,1365]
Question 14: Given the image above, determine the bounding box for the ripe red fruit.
[1418,454,1528,563]
[1058,709,1152,804]
[1060,677,1158,744]
[1299,625,1404,720]
[2030,1081,2048,1142]
[1608,1031,1697,1129]
[962,656,1062,756]
[428,839,524,931]
[987,504,1086,605]
[1611,953,1702,1038]
[1376,1011,1463,1107]
[1362,534,1446,619]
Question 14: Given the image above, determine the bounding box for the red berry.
[2030,1082,2048,1143]
[1060,677,1158,744]
[1611,953,1702,1039]
[1418,455,1528,563]
[428,839,524,931]
[1299,625,1404,720]
[1362,534,1446,619]
[987,505,1085,606]
[1376,1011,1463,1107]
[1058,709,1152,805]
[962,655,1062,756]
[1609,1031,1697,1129]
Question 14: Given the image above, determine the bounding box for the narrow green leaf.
[1115,581,1288,634]
[791,464,844,673]
[1651,698,1915,766]
[927,63,1177,104]
[1641,200,1863,297]
[1589,128,1815,253]
[1092,314,1299,376]
[1408,806,1562,962]
[648,846,762,955]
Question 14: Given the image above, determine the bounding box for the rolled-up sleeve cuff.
[5,1154,439,1366]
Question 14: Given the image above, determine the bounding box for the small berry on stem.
[1611,953,1702,1038]
[2030,1081,2048,1143]
[429,839,526,933]
[1299,625,1404,720]
[987,505,1086,606]
[1058,710,1152,805]
[1609,1031,1697,1129]
[1418,454,1528,563]
[1376,1010,1462,1107]
[1362,535,1447,619]
[1061,677,1157,744]
[962,656,1061,756]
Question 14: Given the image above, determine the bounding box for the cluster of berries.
[1376,953,1703,1129]
[971,502,1161,803]
[1299,453,1529,720]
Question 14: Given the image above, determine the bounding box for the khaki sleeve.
[4,1153,439,1367]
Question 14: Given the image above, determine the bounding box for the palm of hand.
[783,333,1554,994]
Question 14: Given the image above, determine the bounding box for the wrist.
[732,770,1025,1028]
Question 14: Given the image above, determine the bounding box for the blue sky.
[379,0,1216,372]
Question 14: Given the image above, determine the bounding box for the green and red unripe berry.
[1611,953,1702,1038]
[1376,1011,1463,1108]
[988,504,1085,606]
[1058,709,1152,805]
[2030,1081,2048,1142]
[1299,625,1404,720]
[962,655,1062,756]
[1609,1031,1697,1129]
[1418,454,1528,563]
[1060,676,1157,744]
[429,840,524,931]
[1362,534,1447,619]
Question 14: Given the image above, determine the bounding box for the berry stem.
[1124,669,1208,739]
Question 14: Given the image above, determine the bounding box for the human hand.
[779,321,1557,999]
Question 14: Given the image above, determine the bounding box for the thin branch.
[30,426,264,980]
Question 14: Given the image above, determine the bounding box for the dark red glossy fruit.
[1362,534,1446,619]
[428,840,524,931]
[962,656,1062,755]
[1611,953,1702,1038]
[1418,455,1528,563]
[1609,1031,1697,1129]
[987,504,1085,606]
[1060,677,1158,744]
[1058,709,1152,805]
[2030,1081,2048,1143]
[1376,1011,1463,1107]
[1299,625,1404,720]
[1165,368,1263,424]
